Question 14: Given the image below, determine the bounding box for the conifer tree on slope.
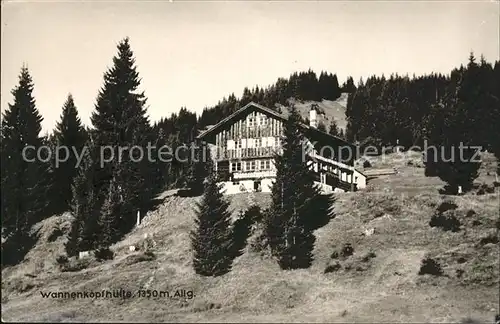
[493,61,500,176]
[90,37,154,240]
[424,60,481,194]
[185,140,209,196]
[191,157,234,276]
[66,143,100,256]
[328,118,340,137]
[1,67,49,264]
[266,105,323,270]
[52,94,88,211]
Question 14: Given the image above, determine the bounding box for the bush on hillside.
[340,243,354,258]
[418,257,443,276]
[436,200,458,213]
[94,247,114,261]
[47,227,64,242]
[60,258,91,272]
[429,211,461,232]
[478,229,499,246]
[55,255,68,265]
[324,261,341,274]
[124,251,156,265]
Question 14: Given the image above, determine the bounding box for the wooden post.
[136,210,141,227]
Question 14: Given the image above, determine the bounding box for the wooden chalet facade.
[196,102,366,195]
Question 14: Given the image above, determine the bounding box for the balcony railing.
[216,147,282,160]
[233,170,276,180]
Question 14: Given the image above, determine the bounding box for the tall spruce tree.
[52,94,88,211]
[1,67,49,264]
[265,105,323,270]
[424,62,481,194]
[66,143,100,256]
[191,158,234,276]
[185,140,209,196]
[90,37,154,243]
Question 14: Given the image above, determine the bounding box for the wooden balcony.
[216,147,282,161]
[233,170,276,180]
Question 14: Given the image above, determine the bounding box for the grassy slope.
[1,152,499,323]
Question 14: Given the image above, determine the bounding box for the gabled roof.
[196,102,285,139]
[196,102,353,147]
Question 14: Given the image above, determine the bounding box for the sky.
[1,0,499,133]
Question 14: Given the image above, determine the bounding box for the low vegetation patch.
[478,229,499,246]
[55,255,68,265]
[429,211,461,232]
[47,227,64,242]
[94,247,114,261]
[418,257,443,276]
[123,251,156,265]
[436,200,458,213]
[59,258,92,272]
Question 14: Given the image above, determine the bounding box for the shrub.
[47,227,64,242]
[472,219,482,227]
[340,243,354,258]
[94,247,114,261]
[324,261,341,274]
[418,257,443,276]
[478,229,499,246]
[429,211,461,232]
[55,255,68,265]
[361,251,376,262]
[124,251,156,265]
[60,258,90,272]
[436,200,458,213]
[466,209,476,218]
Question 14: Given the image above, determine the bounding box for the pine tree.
[66,143,100,256]
[266,105,323,270]
[185,141,209,196]
[1,67,49,264]
[52,94,88,211]
[90,37,153,242]
[190,161,234,277]
[98,179,122,247]
[424,62,481,194]
[328,119,340,137]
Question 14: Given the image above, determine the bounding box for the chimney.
[309,106,317,128]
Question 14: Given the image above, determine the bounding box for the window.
[275,137,280,147]
[231,162,242,172]
[260,116,267,126]
[246,160,256,171]
[236,140,242,149]
[255,138,262,148]
[261,160,270,170]
[248,117,254,127]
